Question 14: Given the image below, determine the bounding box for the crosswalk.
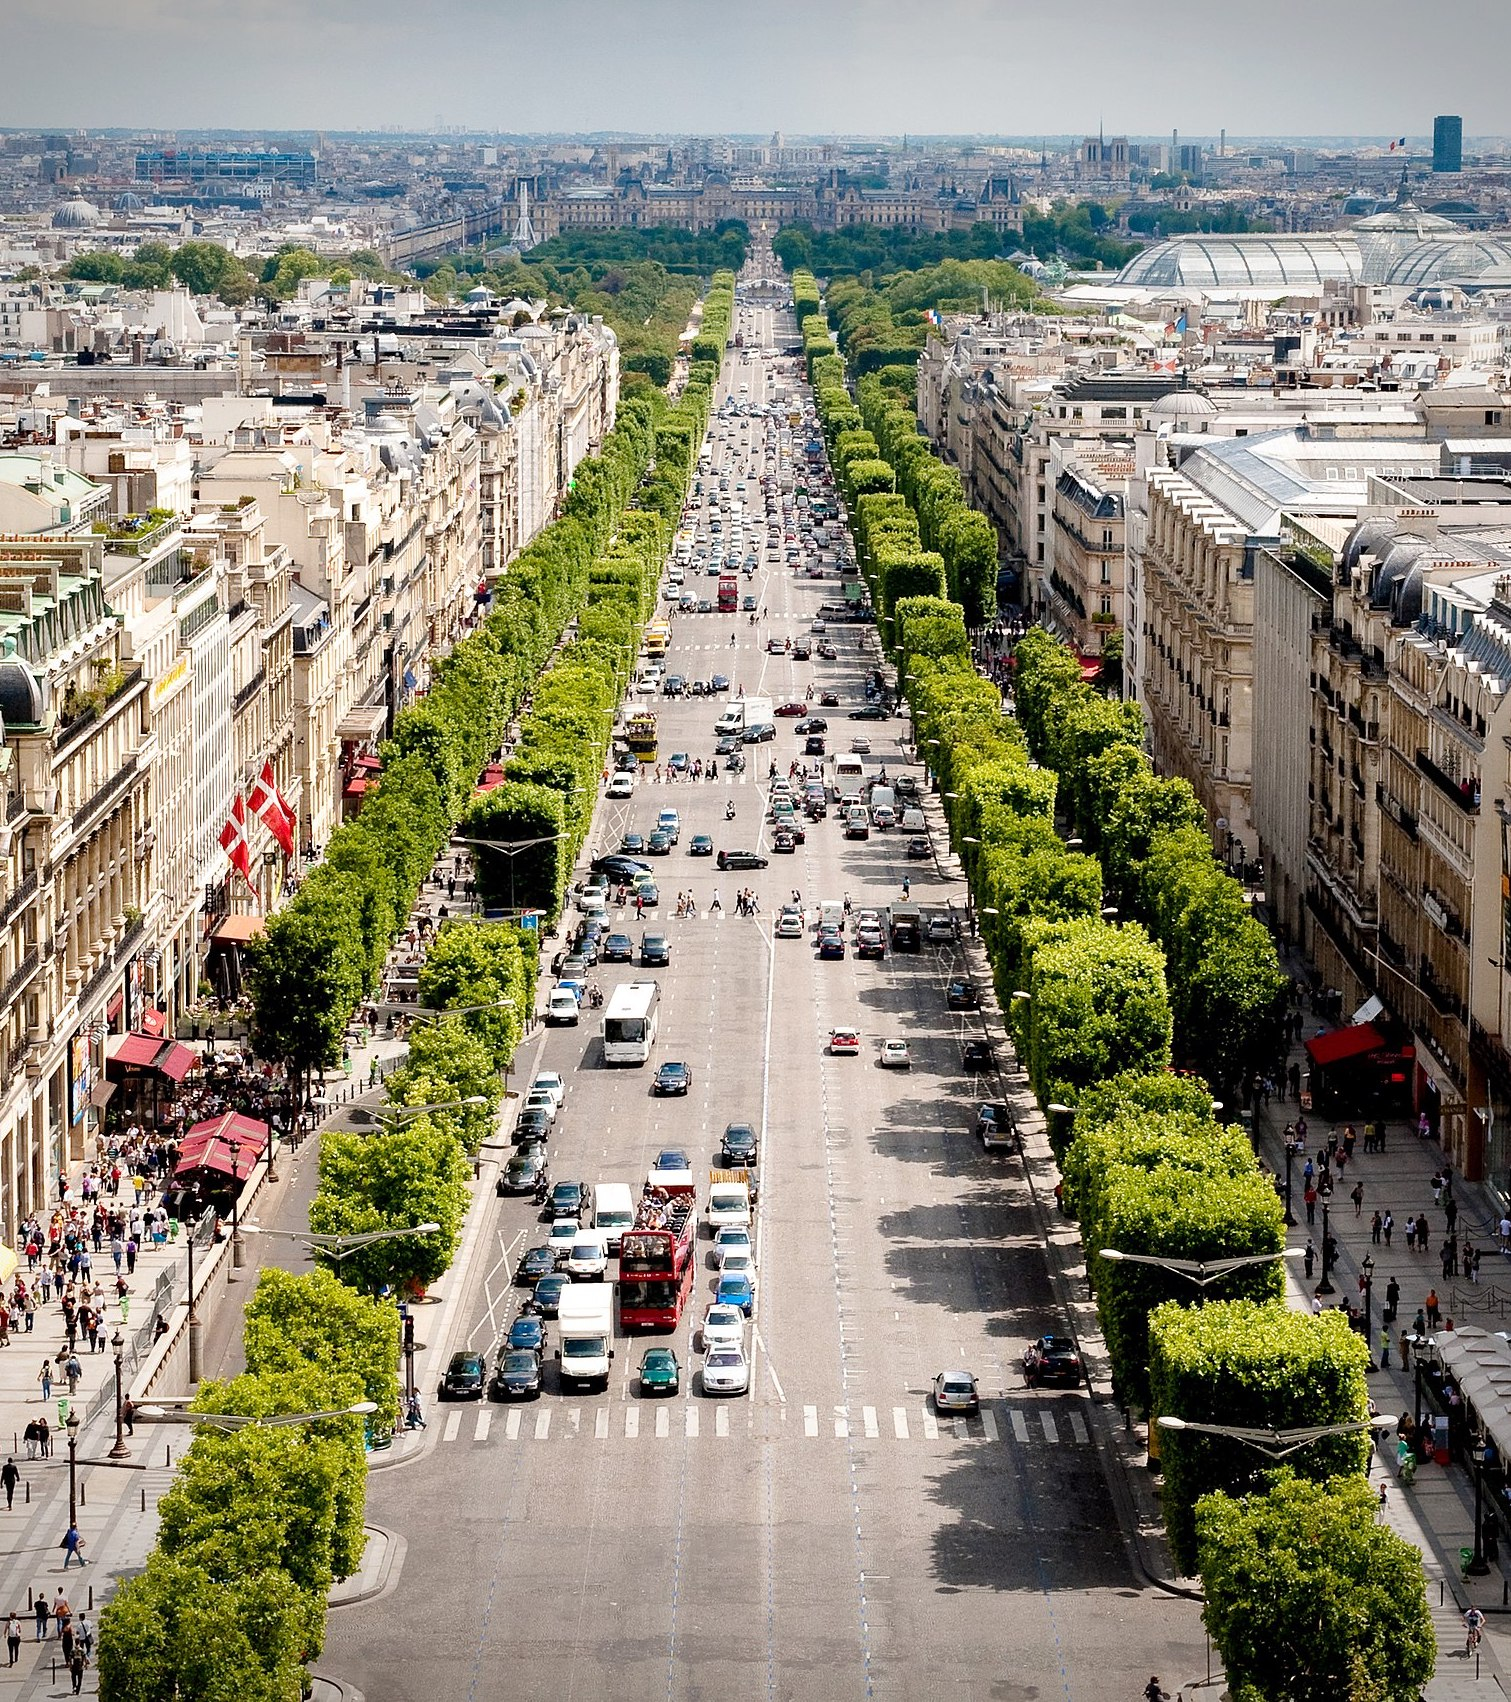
[432,1398,1091,1449]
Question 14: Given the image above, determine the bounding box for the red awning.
[155,1042,198,1083]
[109,1033,164,1070]
[174,1138,257,1182]
[105,991,123,1023]
[1306,1023,1385,1068]
[139,1009,166,1038]
[1078,659,1103,682]
[354,754,383,771]
[183,1111,269,1151]
[343,776,368,797]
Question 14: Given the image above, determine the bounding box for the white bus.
[602,981,660,1066]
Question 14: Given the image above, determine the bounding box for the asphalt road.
[324,251,1205,1702]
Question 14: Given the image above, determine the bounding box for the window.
[1101,562,1112,584]
[1103,406,1127,421]
[1100,595,1113,615]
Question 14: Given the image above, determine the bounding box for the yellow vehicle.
[625,711,658,764]
[643,623,670,660]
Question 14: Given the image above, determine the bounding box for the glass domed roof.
[1117,236,1362,289]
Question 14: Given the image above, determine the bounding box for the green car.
[638,1346,681,1396]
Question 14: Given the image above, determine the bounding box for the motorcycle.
[586,983,604,1009]
[725,800,737,820]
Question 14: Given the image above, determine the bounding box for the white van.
[900,807,926,835]
[592,1183,635,1254]
[819,900,844,934]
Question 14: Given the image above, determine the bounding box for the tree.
[170,240,255,304]
[259,245,325,304]
[1196,1472,1435,1702]
[242,1267,400,1421]
[384,1016,501,1154]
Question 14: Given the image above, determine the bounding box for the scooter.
[726,800,737,820]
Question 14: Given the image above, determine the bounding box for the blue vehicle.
[508,1313,548,1354]
[716,1272,756,1317]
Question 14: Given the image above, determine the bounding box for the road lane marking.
[442,1412,461,1442]
[656,1406,670,1438]
[1069,1412,1089,1444]
[834,1410,849,1438]
[1041,1411,1059,1443]
[923,1409,938,1440]
[804,1405,818,1437]
[686,1407,699,1438]
[892,1407,909,1439]
[981,1407,999,1442]
[534,1409,551,1441]
[567,1407,581,1437]
[474,1411,491,1442]
[863,1406,879,1438]
[505,1410,521,1441]
[716,1406,729,1438]
[1011,1409,1030,1444]
[625,1407,639,1439]
[595,1407,609,1440]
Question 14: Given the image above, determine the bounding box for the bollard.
[165,1445,171,1468]
[87,1586,92,1610]
[140,1487,146,1513]
[79,1483,84,1508]
[24,1482,28,1504]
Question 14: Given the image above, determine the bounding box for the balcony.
[0,948,41,1012]
[54,663,144,756]
[1416,749,1480,814]
[1376,782,1418,840]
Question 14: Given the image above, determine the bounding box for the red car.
[774,701,807,717]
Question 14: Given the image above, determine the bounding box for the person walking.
[1379,1328,1392,1370]
[4,1612,18,1666]
[1303,1238,1316,1279]
[68,1645,86,1695]
[1385,1275,1400,1324]
[63,1354,81,1396]
[1351,1180,1365,1218]
[61,1523,85,1568]
[1400,1329,1413,1371]
[2,1457,19,1511]
[32,1596,47,1643]
[1370,1210,1383,1245]
[36,1360,50,1403]
[1425,1287,1442,1331]
[1383,1209,1394,1247]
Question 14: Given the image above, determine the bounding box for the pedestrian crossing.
[432,1398,1091,1449]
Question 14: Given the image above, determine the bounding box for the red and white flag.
[248,759,295,859]
[218,791,253,886]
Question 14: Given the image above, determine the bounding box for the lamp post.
[241,1222,442,1286]
[109,1328,130,1460]
[64,1408,80,1527]
[135,1400,379,1432]
[183,1195,213,1385]
[377,1096,489,1133]
[227,1138,244,1277]
[1361,1253,1376,1352]
[1100,1246,1304,1290]
[1157,1413,1392,1460]
[1318,1201,1336,1295]
[452,833,568,917]
[1468,1442,1495,1575]
[1282,1135,1297,1227]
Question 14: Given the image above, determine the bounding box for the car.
[696,599,715,613]
[572,933,601,967]
[849,703,888,720]
[543,1181,586,1225]
[521,1088,559,1125]
[880,1039,912,1069]
[438,1351,486,1402]
[795,716,828,734]
[1023,1335,1083,1388]
[565,1234,610,1281]
[771,814,805,843]
[686,834,715,860]
[719,1249,757,1288]
[715,735,741,756]
[829,1028,861,1056]
[927,915,958,945]
[559,953,589,981]
[531,1071,566,1111]
[819,691,840,707]
[818,929,846,959]
[962,1038,994,1073]
[667,752,690,775]
[547,1218,581,1264]
[663,675,686,697]
[721,1122,759,1166]
[653,1061,693,1096]
[975,1103,1016,1153]
[531,1273,567,1318]
[701,1343,751,1396]
[716,1272,756,1317]
[638,1346,681,1396]
[772,828,795,853]
[816,642,838,660]
[717,849,769,871]
[646,831,673,856]
[791,641,811,661]
[805,735,827,757]
[905,835,930,860]
[641,933,671,967]
[742,594,757,612]
[606,771,635,799]
[775,701,806,717]
[713,1226,753,1267]
[507,1314,548,1357]
[651,1148,692,1175]
[775,906,805,938]
[946,979,980,1011]
[742,722,776,744]
[489,1349,543,1402]
[711,675,730,693]
[513,1107,553,1146]
[602,932,634,963]
[700,1303,746,1351]
[855,927,886,960]
[767,637,786,654]
[515,1246,556,1286]
[634,882,660,908]
[591,854,651,882]
[497,1146,549,1196]
[933,1370,981,1414]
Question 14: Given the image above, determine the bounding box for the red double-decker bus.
[617,1182,697,1330]
[717,573,739,612]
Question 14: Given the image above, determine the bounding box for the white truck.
[555,1284,614,1391]
[707,1169,753,1236]
[593,1182,635,1254]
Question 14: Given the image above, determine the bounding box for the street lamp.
[452,832,569,916]
[135,1400,379,1431]
[1157,1413,1391,1460]
[378,1096,489,1132]
[1361,1253,1376,1350]
[1099,1247,1304,1289]
[109,1328,130,1460]
[406,999,515,1026]
[1318,1201,1336,1296]
[183,1198,215,1385]
[64,1409,80,1527]
[227,1138,244,1277]
[241,1222,443,1269]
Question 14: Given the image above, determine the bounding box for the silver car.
[702,1344,750,1397]
[933,1370,981,1414]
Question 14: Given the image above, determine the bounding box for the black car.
[591,853,651,882]
[905,836,930,860]
[513,1108,552,1146]
[711,675,730,692]
[717,849,769,871]
[805,736,827,757]
[663,675,685,697]
[620,832,647,854]
[947,980,980,1011]
[715,735,741,756]
[1024,1334,1083,1388]
[796,716,828,734]
[438,1351,486,1401]
[962,1038,994,1073]
[975,1102,1014,1149]
[497,1145,549,1195]
[721,1122,759,1165]
[489,1349,543,1402]
[849,703,889,720]
[531,1274,567,1318]
[654,1061,693,1096]
[741,723,776,744]
[514,1245,556,1286]
[545,1180,587,1221]
[641,934,671,967]
[602,932,634,963]
[507,1313,548,1354]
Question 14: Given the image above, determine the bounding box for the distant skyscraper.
[1433,115,1463,173]
[510,179,537,251]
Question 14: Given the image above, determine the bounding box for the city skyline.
[13,0,1509,138]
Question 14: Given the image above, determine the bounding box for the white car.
[606,771,635,799]
[565,1234,609,1281]
[547,1218,581,1264]
[719,1251,758,1294]
[531,1072,566,1110]
[775,906,804,939]
[880,1040,912,1069]
[702,1343,751,1396]
[545,988,581,1026]
[521,1089,559,1124]
[701,1303,746,1351]
[829,1028,861,1056]
[713,1226,753,1268]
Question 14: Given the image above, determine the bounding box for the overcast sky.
[15,0,1507,138]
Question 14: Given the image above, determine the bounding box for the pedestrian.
[1473,1247,1483,1284]
[51,1593,68,1641]
[1404,1216,1417,1253]
[61,1524,85,1568]
[1419,1112,1431,1139]
[69,1646,85,1695]
[33,1597,47,1643]
[1370,1210,1383,1245]
[1445,1195,1459,1234]
[1431,1170,1444,1206]
[710,889,722,914]
[1383,1209,1394,1247]
[1303,1238,1316,1279]
[1351,1180,1365,1218]
[1385,1275,1400,1324]
[2,1457,19,1511]
[121,1398,134,1437]
[63,1354,81,1395]
[36,1361,50,1403]
[1442,1239,1457,1282]
[125,1237,136,1275]
[1304,1184,1317,1226]
[4,1612,17,1666]
[1425,1287,1441,1331]
[1419,1221,1432,1261]
[76,1614,91,1660]
[37,1417,49,1459]
[1400,1330,1412,1371]
[901,875,910,899]
[1379,1328,1392,1370]
[1501,1214,1511,1251]
[1375,1116,1387,1152]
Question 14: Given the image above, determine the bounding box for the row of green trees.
[64,241,406,306]
[97,1269,400,1701]
[798,269,1433,1698]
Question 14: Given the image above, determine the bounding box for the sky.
[15,0,1509,138]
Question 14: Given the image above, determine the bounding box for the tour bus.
[602,980,660,1066]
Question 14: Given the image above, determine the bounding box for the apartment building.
[1044,442,1131,659]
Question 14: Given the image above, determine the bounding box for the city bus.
[602,980,660,1065]
[624,711,658,764]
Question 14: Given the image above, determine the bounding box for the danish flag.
[218,791,253,886]
[247,759,296,859]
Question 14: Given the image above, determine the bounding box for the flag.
[1389,136,1406,151]
[1174,313,1188,334]
[248,759,295,859]
[218,792,253,886]
[924,308,941,326]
